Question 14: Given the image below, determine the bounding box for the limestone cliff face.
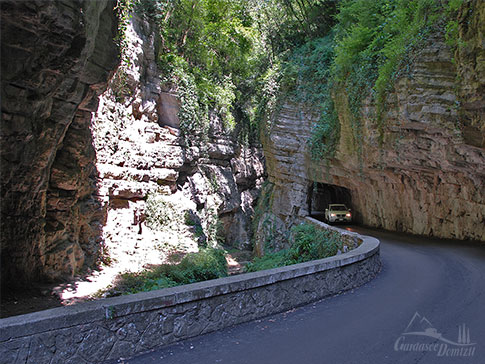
[1,3,263,287]
[260,25,485,245]
[1,0,119,285]
[456,0,485,148]
[91,13,265,263]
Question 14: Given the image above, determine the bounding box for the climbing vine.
[333,0,462,147]
[114,0,467,159]
[132,0,264,146]
[112,0,135,102]
[264,0,467,163]
[281,35,340,161]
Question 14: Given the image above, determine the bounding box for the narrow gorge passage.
[1,1,483,362]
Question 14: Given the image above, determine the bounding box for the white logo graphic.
[394,312,476,357]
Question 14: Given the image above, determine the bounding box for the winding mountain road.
[111,227,485,364]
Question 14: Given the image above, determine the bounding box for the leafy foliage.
[333,0,450,144]
[251,181,274,234]
[258,0,463,160]
[102,248,227,296]
[287,223,343,262]
[444,0,465,49]
[120,0,465,160]
[133,0,265,143]
[244,250,288,272]
[145,192,186,232]
[252,1,340,158]
[250,0,338,57]
[246,223,345,272]
[145,192,223,247]
[281,34,340,160]
[111,0,135,102]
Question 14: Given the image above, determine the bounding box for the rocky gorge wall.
[1,0,119,286]
[91,11,265,273]
[259,12,485,246]
[1,2,264,287]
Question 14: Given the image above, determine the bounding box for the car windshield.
[331,205,347,211]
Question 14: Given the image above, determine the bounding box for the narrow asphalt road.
[109,227,485,364]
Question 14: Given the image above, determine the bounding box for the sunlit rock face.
[0,0,119,285]
[91,13,265,262]
[260,28,485,245]
[0,2,263,286]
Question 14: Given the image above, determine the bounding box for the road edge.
[0,220,381,364]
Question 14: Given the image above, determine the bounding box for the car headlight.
[331,213,336,217]
[346,213,351,217]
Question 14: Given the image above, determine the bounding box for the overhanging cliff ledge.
[258,24,485,246]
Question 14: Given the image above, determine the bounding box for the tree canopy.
[123,0,464,153]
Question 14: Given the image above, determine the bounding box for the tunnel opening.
[308,182,355,222]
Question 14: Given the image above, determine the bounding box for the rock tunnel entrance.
[308,182,354,219]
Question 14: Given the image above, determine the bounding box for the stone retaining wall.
[305,216,364,248]
[0,224,380,364]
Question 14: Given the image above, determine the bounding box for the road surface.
[108,227,485,364]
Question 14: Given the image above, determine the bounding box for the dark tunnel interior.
[308,182,354,218]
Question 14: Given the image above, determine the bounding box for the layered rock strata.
[1,0,119,285]
[1,2,264,288]
[455,0,485,148]
[260,29,485,246]
[91,12,265,271]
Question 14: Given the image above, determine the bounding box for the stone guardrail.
[0,218,380,364]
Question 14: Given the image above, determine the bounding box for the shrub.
[245,250,288,272]
[246,223,345,272]
[287,223,343,264]
[176,248,227,283]
[101,248,228,296]
[145,192,187,232]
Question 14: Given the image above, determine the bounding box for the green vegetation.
[110,1,468,282]
[133,0,265,144]
[444,0,465,49]
[258,0,464,160]
[332,0,458,145]
[145,192,186,232]
[118,0,464,159]
[252,1,340,159]
[101,248,227,296]
[112,0,135,102]
[275,0,463,159]
[251,181,284,256]
[245,249,288,272]
[251,181,274,234]
[145,191,224,247]
[246,223,345,272]
[282,35,340,160]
